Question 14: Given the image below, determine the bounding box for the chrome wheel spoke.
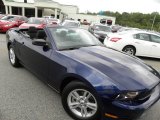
[85,92,91,101]
[71,91,80,100]
[86,102,97,111]
[81,107,88,117]
[83,91,88,98]
[69,102,79,109]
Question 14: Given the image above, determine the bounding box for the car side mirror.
[32,39,47,46]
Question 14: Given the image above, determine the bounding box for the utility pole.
[158,22,160,31]
[151,14,157,30]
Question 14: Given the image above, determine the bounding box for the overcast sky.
[54,0,160,13]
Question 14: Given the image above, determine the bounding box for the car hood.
[61,46,160,91]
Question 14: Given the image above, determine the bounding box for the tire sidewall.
[62,81,102,120]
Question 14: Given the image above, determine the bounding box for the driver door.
[19,30,53,82]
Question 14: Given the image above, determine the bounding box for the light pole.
[151,14,157,30]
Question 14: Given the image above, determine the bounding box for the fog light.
[105,113,118,119]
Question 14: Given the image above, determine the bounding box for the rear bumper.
[104,40,124,51]
[101,84,160,120]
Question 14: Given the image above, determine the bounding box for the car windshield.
[1,16,16,21]
[95,25,111,32]
[9,17,19,21]
[62,22,79,27]
[49,27,102,50]
[27,18,46,24]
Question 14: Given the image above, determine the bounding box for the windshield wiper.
[59,44,102,51]
[59,47,80,51]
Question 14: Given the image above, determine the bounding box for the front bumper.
[101,84,160,120]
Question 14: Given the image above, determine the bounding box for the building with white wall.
[1,0,79,19]
[0,0,116,25]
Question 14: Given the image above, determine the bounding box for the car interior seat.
[60,30,67,37]
[36,30,47,40]
[28,27,37,39]
[59,30,67,41]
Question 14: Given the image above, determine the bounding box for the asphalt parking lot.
[0,32,160,120]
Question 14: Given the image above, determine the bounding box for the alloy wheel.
[123,47,135,55]
[9,48,16,65]
[67,89,98,118]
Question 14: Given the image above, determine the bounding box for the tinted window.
[135,33,150,41]
[151,35,160,43]
[49,27,102,50]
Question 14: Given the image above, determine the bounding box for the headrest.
[28,26,37,33]
[36,30,46,39]
[60,30,67,37]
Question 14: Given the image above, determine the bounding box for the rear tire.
[122,46,136,55]
[8,45,20,67]
[62,81,102,120]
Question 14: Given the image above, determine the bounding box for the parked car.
[82,19,90,25]
[0,15,27,32]
[43,16,54,19]
[19,17,47,29]
[6,26,160,120]
[47,18,61,25]
[111,25,122,33]
[61,20,80,27]
[88,23,112,43]
[0,14,6,19]
[104,31,160,58]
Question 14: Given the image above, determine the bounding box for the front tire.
[8,45,20,67]
[62,81,102,120]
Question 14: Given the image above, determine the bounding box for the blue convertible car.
[6,26,160,120]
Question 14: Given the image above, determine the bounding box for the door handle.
[152,45,157,47]
[135,42,140,44]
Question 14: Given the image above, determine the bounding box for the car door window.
[150,35,160,43]
[135,33,150,41]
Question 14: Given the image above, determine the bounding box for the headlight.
[116,92,139,101]
[94,33,100,38]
